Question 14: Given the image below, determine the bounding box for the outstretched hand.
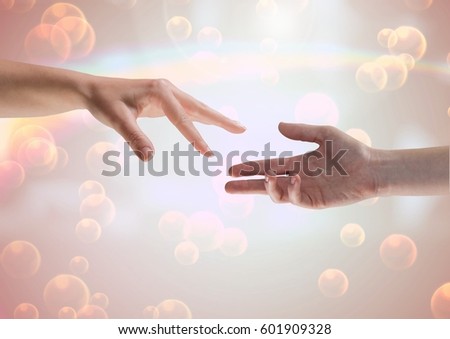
[88,77,246,161]
[226,123,379,209]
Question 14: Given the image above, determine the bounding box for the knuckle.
[270,196,280,204]
[187,101,207,118]
[127,130,144,147]
[281,157,294,173]
[320,125,337,137]
[291,199,301,207]
[270,193,283,204]
[288,189,301,206]
[172,114,190,127]
[153,78,172,93]
[196,100,208,111]
[312,200,327,209]
[289,194,300,206]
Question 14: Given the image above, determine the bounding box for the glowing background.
[0,0,449,318]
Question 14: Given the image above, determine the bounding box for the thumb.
[116,118,154,162]
[278,122,327,143]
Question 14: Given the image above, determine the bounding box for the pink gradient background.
[0,0,449,318]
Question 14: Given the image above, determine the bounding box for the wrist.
[369,148,394,197]
[372,149,395,196]
[70,71,97,110]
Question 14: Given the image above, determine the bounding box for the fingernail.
[265,176,269,183]
[141,147,153,161]
[267,170,276,177]
[290,176,296,185]
[234,120,247,129]
[204,148,215,158]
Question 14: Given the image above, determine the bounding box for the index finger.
[228,156,301,177]
[171,85,247,134]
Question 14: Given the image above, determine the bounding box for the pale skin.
[226,123,450,209]
[0,59,246,161]
[1,60,448,209]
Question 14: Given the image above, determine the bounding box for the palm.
[298,131,375,207]
[87,78,245,161]
[226,123,378,209]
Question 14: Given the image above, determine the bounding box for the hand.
[226,122,379,209]
[87,77,246,161]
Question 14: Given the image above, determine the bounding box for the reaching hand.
[1,60,446,197]
[225,122,379,209]
[87,77,246,161]
[0,60,246,161]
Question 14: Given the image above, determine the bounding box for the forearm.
[373,146,450,196]
[0,59,93,117]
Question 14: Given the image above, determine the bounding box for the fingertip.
[201,144,215,157]
[147,148,155,161]
[233,121,247,132]
[225,181,243,194]
[278,121,290,136]
[235,126,247,134]
[224,181,233,193]
[224,121,247,134]
[228,166,234,176]
[137,146,154,162]
[228,164,244,177]
[190,141,211,157]
[278,121,291,127]
[204,150,215,158]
